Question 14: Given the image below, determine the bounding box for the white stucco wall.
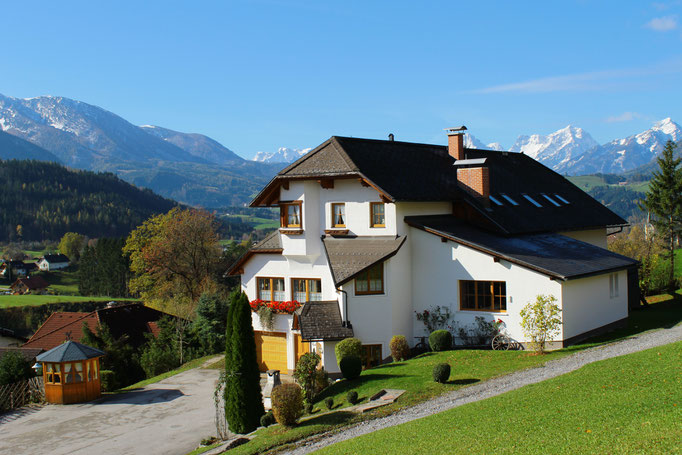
[561,271,628,340]
[560,228,607,249]
[409,227,564,344]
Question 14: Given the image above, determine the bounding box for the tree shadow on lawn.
[98,388,184,405]
[298,410,356,429]
[314,374,404,402]
[448,378,479,386]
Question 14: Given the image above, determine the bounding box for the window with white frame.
[609,273,619,299]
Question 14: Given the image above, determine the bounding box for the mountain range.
[0,93,679,207]
[467,118,681,175]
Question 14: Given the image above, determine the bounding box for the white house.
[37,254,70,271]
[228,128,638,375]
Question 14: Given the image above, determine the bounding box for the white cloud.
[469,57,682,94]
[644,15,678,31]
[605,112,643,123]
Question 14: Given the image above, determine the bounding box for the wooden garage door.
[294,334,310,365]
[254,331,288,372]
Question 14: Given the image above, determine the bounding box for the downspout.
[607,226,624,236]
[338,288,352,328]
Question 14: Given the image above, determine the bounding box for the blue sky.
[2,0,681,158]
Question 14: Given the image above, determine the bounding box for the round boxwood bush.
[429,330,453,352]
[271,383,303,426]
[335,337,362,363]
[324,397,334,410]
[99,370,118,392]
[389,335,410,362]
[339,355,362,380]
[432,363,451,383]
[346,390,359,405]
[260,410,275,427]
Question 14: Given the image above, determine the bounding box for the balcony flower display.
[250,299,301,315]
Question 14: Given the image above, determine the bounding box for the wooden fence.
[0,377,44,412]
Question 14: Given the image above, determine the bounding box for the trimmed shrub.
[314,368,330,394]
[389,335,410,362]
[432,363,451,383]
[100,370,118,392]
[294,352,321,404]
[304,401,313,414]
[260,411,275,428]
[0,351,34,386]
[429,330,452,352]
[334,338,362,363]
[324,397,334,410]
[339,355,362,380]
[346,390,359,405]
[271,383,304,426]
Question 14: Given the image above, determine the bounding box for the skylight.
[554,194,570,204]
[500,193,518,206]
[523,194,542,208]
[541,193,561,207]
[489,195,503,206]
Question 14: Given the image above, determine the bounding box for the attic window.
[541,193,561,207]
[554,194,570,204]
[523,194,542,208]
[489,195,503,206]
[500,194,519,206]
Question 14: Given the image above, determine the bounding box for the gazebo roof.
[36,340,105,363]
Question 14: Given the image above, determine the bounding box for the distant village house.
[37,254,70,271]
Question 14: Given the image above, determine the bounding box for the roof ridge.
[277,137,334,175]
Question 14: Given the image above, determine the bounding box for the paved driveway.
[0,366,221,455]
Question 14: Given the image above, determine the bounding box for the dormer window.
[332,203,346,228]
[280,201,302,228]
[370,202,385,228]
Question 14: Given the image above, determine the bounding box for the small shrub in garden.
[260,411,275,427]
[99,370,118,392]
[429,329,452,352]
[293,352,321,404]
[339,355,362,380]
[304,401,313,414]
[346,390,359,405]
[520,294,562,354]
[271,383,303,427]
[314,367,330,394]
[389,335,410,362]
[432,363,451,383]
[334,337,362,363]
[324,397,334,410]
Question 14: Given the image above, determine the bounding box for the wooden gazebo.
[35,340,105,404]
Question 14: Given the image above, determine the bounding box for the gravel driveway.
[287,324,682,454]
[0,363,221,455]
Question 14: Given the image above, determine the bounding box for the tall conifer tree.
[641,140,682,289]
[224,291,264,434]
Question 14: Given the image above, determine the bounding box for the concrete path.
[0,365,221,455]
[287,324,682,454]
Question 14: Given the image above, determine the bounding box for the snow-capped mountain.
[253,147,312,163]
[560,118,681,175]
[509,125,599,170]
[0,94,204,168]
[464,134,505,151]
[140,125,243,166]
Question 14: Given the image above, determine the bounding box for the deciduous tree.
[58,232,86,262]
[123,207,222,314]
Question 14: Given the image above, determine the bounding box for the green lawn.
[675,249,682,278]
[221,214,279,230]
[319,341,682,455]
[0,294,137,308]
[35,269,80,295]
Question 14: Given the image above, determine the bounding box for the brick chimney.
[456,165,490,199]
[446,126,467,161]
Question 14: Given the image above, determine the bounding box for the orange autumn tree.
[124,207,222,316]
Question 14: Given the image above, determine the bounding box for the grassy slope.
[319,341,682,455]
[222,298,682,455]
[0,294,137,308]
[118,355,220,392]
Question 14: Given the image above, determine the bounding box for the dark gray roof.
[405,215,638,280]
[36,340,105,363]
[298,301,354,341]
[226,231,283,276]
[322,235,407,286]
[252,230,282,251]
[42,254,70,263]
[252,136,626,234]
